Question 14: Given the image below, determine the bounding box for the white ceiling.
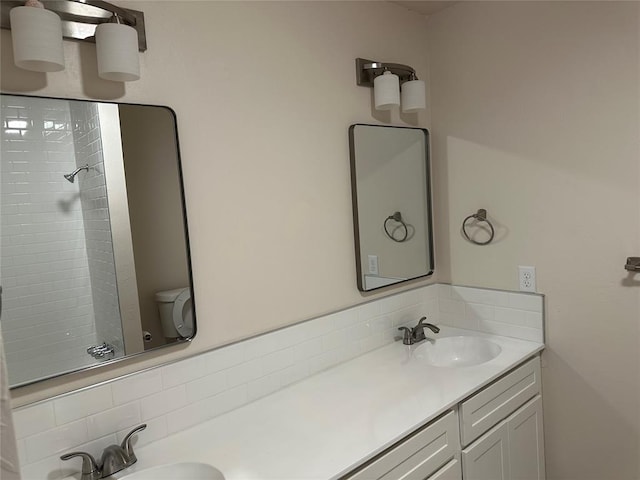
[391,1,456,16]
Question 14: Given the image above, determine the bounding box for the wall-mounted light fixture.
[356,58,426,113]
[1,0,146,82]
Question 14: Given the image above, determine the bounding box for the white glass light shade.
[95,23,140,82]
[10,6,64,72]
[401,79,426,113]
[374,71,400,111]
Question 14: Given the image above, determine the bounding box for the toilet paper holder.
[624,257,640,272]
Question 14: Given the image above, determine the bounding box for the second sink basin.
[118,462,225,480]
[414,336,502,367]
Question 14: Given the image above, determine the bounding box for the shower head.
[64,164,89,183]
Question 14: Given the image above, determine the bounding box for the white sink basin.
[118,462,225,480]
[414,336,502,367]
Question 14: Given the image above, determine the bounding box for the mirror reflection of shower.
[0,95,125,387]
[64,164,89,183]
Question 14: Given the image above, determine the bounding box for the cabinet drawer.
[460,356,541,446]
[428,456,462,480]
[346,410,460,480]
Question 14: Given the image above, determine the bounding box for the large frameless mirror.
[349,124,434,291]
[0,94,195,388]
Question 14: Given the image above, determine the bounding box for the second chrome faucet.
[398,317,440,345]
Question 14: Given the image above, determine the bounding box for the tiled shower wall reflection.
[70,102,123,356]
[1,96,98,385]
[0,96,123,386]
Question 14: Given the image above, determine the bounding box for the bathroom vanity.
[114,327,544,480]
[345,356,543,480]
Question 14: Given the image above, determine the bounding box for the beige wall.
[427,2,640,479]
[1,1,437,405]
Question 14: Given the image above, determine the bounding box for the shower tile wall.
[70,103,123,356]
[0,96,98,386]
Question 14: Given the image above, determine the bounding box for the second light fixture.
[356,58,426,113]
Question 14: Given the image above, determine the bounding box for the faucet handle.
[398,327,413,345]
[121,423,147,460]
[416,317,440,334]
[415,316,428,328]
[60,451,100,480]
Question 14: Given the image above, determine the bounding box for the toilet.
[154,287,194,339]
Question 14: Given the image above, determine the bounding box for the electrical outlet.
[518,266,536,292]
[368,255,379,275]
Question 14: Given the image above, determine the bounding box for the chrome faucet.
[61,424,146,480]
[398,317,440,345]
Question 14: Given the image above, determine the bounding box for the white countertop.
[117,326,544,480]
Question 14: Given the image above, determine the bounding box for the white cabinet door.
[462,422,510,480]
[508,396,545,480]
[462,395,545,480]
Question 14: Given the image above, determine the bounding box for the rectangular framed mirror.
[349,124,434,291]
[0,94,195,388]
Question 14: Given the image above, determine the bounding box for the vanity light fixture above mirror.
[355,58,426,112]
[0,0,147,81]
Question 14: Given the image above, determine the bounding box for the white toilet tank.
[154,287,194,339]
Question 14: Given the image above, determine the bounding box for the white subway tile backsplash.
[225,358,264,389]
[439,298,466,316]
[359,331,386,353]
[117,416,168,450]
[20,454,63,480]
[13,402,56,439]
[17,439,27,466]
[436,285,544,341]
[141,385,188,420]
[185,371,227,403]
[321,329,349,352]
[478,320,544,343]
[508,293,543,312]
[494,306,528,326]
[202,343,245,374]
[247,371,282,402]
[112,370,163,405]
[261,346,296,375]
[25,419,88,463]
[242,332,281,362]
[53,384,113,425]
[525,311,544,329]
[279,362,310,388]
[161,355,207,389]
[437,284,453,299]
[308,349,340,375]
[86,403,140,440]
[465,303,493,323]
[166,386,247,435]
[293,337,324,362]
[451,285,509,307]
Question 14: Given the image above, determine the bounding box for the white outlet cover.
[518,266,536,292]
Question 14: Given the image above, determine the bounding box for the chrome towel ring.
[384,211,409,243]
[462,209,495,245]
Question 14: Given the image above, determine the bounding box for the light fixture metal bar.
[0,0,147,51]
[356,57,417,87]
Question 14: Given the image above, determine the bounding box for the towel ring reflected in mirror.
[384,211,409,243]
